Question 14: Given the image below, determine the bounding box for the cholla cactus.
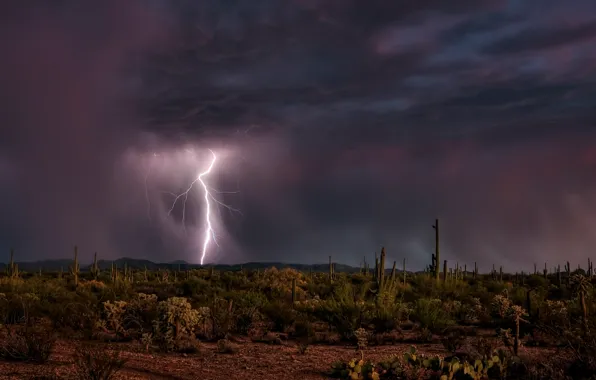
[153,297,202,352]
[543,300,568,326]
[492,295,511,319]
[103,300,128,337]
[570,274,592,333]
[354,327,368,351]
[506,305,528,356]
[465,297,485,321]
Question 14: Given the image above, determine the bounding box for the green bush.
[411,298,454,332]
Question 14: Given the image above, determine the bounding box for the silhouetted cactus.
[69,245,80,287]
[443,260,447,282]
[6,248,19,279]
[565,261,570,276]
[379,247,386,287]
[403,258,406,285]
[570,274,591,333]
[432,219,440,281]
[90,252,100,280]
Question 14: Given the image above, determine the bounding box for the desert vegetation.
[0,240,595,379]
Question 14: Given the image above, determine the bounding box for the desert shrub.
[208,297,235,339]
[293,319,314,353]
[314,300,364,340]
[525,275,548,290]
[441,328,466,354]
[0,292,40,325]
[308,281,371,340]
[233,292,266,335]
[540,300,569,328]
[293,319,314,338]
[216,338,237,354]
[468,336,500,360]
[367,300,409,333]
[262,300,296,333]
[180,278,212,297]
[411,298,454,332]
[47,299,100,339]
[73,344,127,380]
[484,280,508,295]
[0,325,56,363]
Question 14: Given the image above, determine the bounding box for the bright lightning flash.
[197,151,217,265]
[162,150,240,265]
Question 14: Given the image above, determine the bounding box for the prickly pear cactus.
[330,357,380,380]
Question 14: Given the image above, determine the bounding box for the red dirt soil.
[0,339,552,380]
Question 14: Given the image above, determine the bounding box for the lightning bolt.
[197,151,216,265]
[160,149,241,265]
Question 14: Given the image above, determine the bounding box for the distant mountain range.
[0,257,415,274]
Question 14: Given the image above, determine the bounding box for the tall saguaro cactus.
[432,219,440,281]
[403,258,407,285]
[379,247,386,287]
[90,252,100,280]
[443,260,447,282]
[6,248,19,279]
[70,245,80,287]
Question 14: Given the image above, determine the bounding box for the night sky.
[1,1,596,271]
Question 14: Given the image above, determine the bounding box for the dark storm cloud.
[2,1,596,271]
[483,22,596,56]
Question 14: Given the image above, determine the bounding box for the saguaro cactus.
[379,247,386,287]
[432,219,440,281]
[90,252,100,280]
[70,245,80,287]
[6,248,19,279]
[443,260,447,282]
[403,258,407,285]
